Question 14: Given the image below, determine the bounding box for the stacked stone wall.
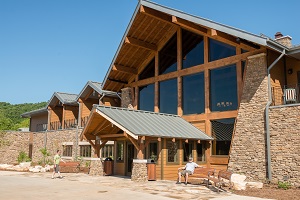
[0,131,30,164]
[269,105,300,187]
[228,53,269,181]
[131,160,148,182]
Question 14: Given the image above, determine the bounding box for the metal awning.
[81,105,213,141]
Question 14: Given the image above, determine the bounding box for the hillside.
[0,102,47,131]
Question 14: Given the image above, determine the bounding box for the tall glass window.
[182,29,204,69]
[139,84,154,112]
[182,73,205,115]
[62,145,72,157]
[80,145,91,157]
[209,38,236,62]
[167,140,179,163]
[139,59,155,80]
[196,142,205,162]
[183,142,193,162]
[211,118,235,155]
[210,64,237,112]
[159,34,177,75]
[116,142,124,162]
[159,78,177,114]
[148,142,158,162]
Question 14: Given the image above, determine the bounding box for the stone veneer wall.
[0,131,30,164]
[228,53,269,181]
[89,159,104,176]
[269,105,300,187]
[31,129,78,163]
[131,160,148,182]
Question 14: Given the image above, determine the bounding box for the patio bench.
[188,167,216,184]
[207,170,233,193]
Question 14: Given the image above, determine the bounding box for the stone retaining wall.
[269,105,300,187]
[0,131,30,164]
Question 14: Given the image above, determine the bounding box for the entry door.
[127,143,135,175]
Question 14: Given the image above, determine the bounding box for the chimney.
[121,87,134,108]
[274,32,292,48]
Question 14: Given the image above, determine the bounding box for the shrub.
[278,181,291,190]
[39,148,51,165]
[17,151,31,163]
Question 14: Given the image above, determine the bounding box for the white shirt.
[185,162,199,174]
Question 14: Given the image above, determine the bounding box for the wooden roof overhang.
[102,1,270,92]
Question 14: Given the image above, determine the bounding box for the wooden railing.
[81,116,89,127]
[36,123,47,132]
[50,121,62,130]
[272,84,300,106]
[64,118,77,129]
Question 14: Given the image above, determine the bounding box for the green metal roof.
[95,105,212,140]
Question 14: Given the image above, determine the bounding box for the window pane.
[182,73,205,115]
[167,140,179,163]
[196,142,205,162]
[63,145,72,157]
[209,38,236,62]
[117,142,124,161]
[183,142,193,162]
[211,118,235,155]
[80,145,91,157]
[139,84,154,112]
[139,59,155,80]
[149,142,158,162]
[182,29,204,69]
[210,64,237,111]
[159,34,177,75]
[159,79,177,114]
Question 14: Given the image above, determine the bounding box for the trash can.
[147,159,156,181]
[103,157,114,176]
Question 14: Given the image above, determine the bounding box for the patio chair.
[283,88,297,104]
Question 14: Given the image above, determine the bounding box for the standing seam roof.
[96,106,212,140]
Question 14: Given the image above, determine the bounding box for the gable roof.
[102,0,292,91]
[81,105,212,141]
[76,81,119,101]
[47,92,78,107]
[21,107,48,118]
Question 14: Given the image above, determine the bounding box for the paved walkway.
[0,171,272,200]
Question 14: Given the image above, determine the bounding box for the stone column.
[131,159,148,182]
[228,53,269,181]
[89,158,104,176]
[121,87,134,108]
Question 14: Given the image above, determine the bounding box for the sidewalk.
[0,171,273,200]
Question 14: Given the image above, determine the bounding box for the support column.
[89,158,104,176]
[131,159,148,182]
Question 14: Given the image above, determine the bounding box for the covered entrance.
[80,105,212,180]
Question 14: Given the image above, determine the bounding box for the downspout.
[75,101,82,160]
[265,49,285,181]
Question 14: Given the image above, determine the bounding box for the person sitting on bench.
[176,157,201,185]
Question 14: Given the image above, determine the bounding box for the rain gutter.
[265,49,286,181]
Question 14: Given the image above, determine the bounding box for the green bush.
[278,181,291,190]
[39,148,51,165]
[17,151,31,163]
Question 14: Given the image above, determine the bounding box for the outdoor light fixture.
[288,68,293,74]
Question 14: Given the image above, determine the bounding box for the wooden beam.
[140,5,174,25]
[108,78,128,84]
[99,140,108,150]
[113,64,138,75]
[185,139,188,143]
[125,36,157,51]
[172,138,175,142]
[157,137,161,142]
[172,16,207,35]
[208,28,217,37]
[87,139,96,150]
[197,140,201,144]
[100,133,125,138]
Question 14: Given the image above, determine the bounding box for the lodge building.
[20,0,300,185]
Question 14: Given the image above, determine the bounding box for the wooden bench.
[59,161,80,173]
[187,167,216,184]
[207,170,233,193]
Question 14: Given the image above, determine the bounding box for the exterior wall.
[102,96,119,107]
[269,105,300,187]
[286,57,300,86]
[0,131,31,164]
[51,107,62,122]
[30,113,48,132]
[64,105,78,120]
[228,53,269,181]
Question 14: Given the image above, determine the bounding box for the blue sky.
[1,0,299,104]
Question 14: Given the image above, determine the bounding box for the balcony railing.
[50,121,62,130]
[272,84,300,106]
[81,116,89,128]
[36,123,47,132]
[64,118,78,129]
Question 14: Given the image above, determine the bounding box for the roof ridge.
[97,105,180,117]
[55,92,78,96]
